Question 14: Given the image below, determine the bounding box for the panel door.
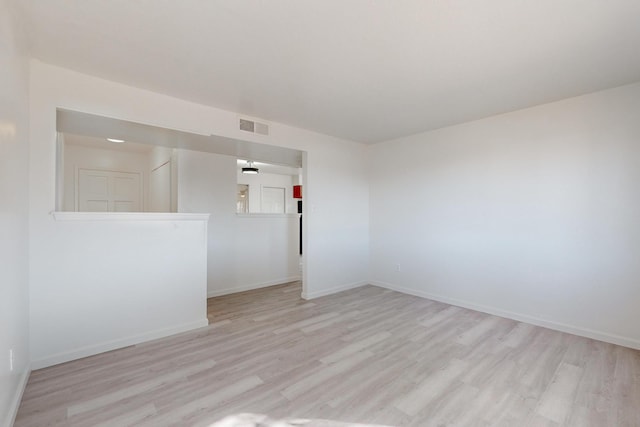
[77,169,142,212]
[261,186,285,213]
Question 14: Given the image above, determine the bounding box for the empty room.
[2,1,640,426]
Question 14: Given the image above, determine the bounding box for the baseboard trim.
[207,276,301,298]
[31,318,209,370]
[302,281,368,300]
[371,280,640,351]
[4,364,30,427]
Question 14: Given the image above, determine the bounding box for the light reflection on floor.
[209,413,392,427]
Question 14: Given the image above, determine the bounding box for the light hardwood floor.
[16,282,640,426]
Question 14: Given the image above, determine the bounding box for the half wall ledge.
[51,212,210,221]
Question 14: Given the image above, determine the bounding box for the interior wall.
[178,150,237,294]
[233,215,300,295]
[0,0,31,424]
[148,146,177,212]
[29,215,209,369]
[62,143,150,211]
[179,150,300,297]
[28,60,368,365]
[29,60,369,307]
[369,82,640,349]
[29,64,211,369]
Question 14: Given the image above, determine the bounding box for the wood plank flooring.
[15,282,640,426]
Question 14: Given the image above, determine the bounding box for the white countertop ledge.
[236,213,299,218]
[52,212,211,221]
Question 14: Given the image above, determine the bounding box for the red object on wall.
[293,185,302,199]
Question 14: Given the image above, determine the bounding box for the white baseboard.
[207,276,301,298]
[371,280,640,351]
[302,281,368,300]
[4,364,30,427]
[31,318,209,370]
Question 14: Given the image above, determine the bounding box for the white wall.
[234,215,300,294]
[179,150,300,297]
[179,150,238,294]
[0,0,30,425]
[148,145,177,212]
[62,142,150,211]
[28,61,369,366]
[29,64,213,368]
[369,82,640,349]
[29,214,209,368]
[149,145,174,171]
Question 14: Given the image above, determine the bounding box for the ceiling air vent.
[239,118,269,135]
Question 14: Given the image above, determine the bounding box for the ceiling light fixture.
[106,138,125,143]
[242,161,259,174]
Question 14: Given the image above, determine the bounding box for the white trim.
[207,276,301,298]
[301,281,368,300]
[55,132,65,211]
[31,319,209,369]
[4,364,31,427]
[52,212,210,221]
[236,213,298,218]
[371,280,640,351]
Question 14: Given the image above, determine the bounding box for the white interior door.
[261,186,285,213]
[77,168,142,212]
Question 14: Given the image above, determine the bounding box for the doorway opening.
[55,108,309,304]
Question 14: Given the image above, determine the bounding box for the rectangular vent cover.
[239,118,269,135]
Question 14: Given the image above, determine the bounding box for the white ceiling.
[17,1,640,143]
